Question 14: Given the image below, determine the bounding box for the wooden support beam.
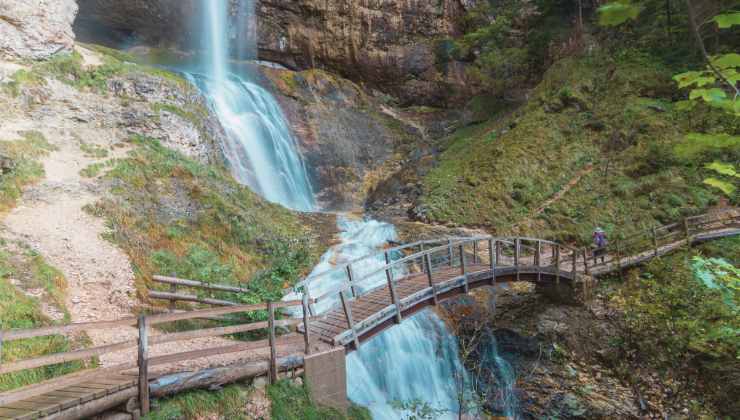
[385,252,402,323]
[148,290,238,307]
[459,244,469,293]
[137,315,150,416]
[339,291,360,350]
[152,275,249,294]
[267,302,278,384]
[302,295,312,356]
[425,254,438,305]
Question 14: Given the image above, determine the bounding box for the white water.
[194,2,505,418]
[195,0,315,211]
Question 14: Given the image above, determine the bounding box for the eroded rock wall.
[74,0,481,106]
[0,0,78,59]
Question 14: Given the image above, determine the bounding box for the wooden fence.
[0,298,315,415]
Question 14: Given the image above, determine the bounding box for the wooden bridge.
[0,209,737,419]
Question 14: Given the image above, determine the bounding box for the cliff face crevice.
[73,0,481,106]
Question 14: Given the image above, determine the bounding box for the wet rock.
[0,0,78,60]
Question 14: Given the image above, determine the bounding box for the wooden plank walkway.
[1,208,737,419]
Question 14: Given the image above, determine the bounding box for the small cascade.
[483,334,520,419]
[347,311,468,419]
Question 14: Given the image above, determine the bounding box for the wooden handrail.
[152,275,250,294]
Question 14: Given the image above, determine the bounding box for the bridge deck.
[1,209,736,419]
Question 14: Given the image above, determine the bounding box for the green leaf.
[713,12,740,29]
[689,88,728,103]
[598,2,642,26]
[712,53,740,70]
[706,162,739,178]
[703,178,737,196]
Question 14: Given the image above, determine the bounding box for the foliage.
[598,1,643,26]
[92,135,318,310]
[390,399,449,420]
[0,131,56,213]
[419,52,725,243]
[268,380,371,420]
[618,238,740,362]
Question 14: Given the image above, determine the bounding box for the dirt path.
[0,57,295,372]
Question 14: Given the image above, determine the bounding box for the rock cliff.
[74,0,480,106]
[0,0,78,59]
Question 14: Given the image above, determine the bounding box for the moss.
[78,141,109,159]
[92,136,319,309]
[0,243,86,392]
[418,51,733,244]
[0,131,56,213]
[152,102,209,128]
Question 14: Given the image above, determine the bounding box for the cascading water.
[192,0,315,212]
[192,1,514,418]
[483,334,520,419]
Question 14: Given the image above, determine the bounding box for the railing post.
[340,290,360,350]
[555,245,560,285]
[169,283,177,313]
[346,265,357,298]
[459,244,469,293]
[496,240,501,268]
[683,217,692,248]
[268,302,278,384]
[305,287,315,317]
[571,250,577,274]
[582,248,589,275]
[536,241,542,283]
[616,241,623,281]
[515,238,520,282]
[473,241,478,264]
[385,252,402,323]
[137,315,150,415]
[425,253,438,305]
[302,295,312,356]
[448,239,453,267]
[652,226,659,257]
[489,239,496,287]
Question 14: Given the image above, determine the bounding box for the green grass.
[90,135,320,311]
[0,131,56,213]
[144,385,254,420]
[152,102,210,129]
[80,160,117,178]
[0,242,86,392]
[418,50,735,245]
[268,380,371,420]
[78,141,109,159]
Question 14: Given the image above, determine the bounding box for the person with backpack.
[593,227,608,263]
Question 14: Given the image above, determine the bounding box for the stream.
[189,0,520,418]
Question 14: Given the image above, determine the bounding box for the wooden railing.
[585,209,740,275]
[148,275,248,309]
[0,299,314,414]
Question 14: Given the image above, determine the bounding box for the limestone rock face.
[260,66,419,210]
[74,0,481,106]
[256,0,474,106]
[0,0,78,59]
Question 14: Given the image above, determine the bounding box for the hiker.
[593,227,608,263]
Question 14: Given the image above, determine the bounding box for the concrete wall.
[303,347,348,411]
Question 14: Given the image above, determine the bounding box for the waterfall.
[483,334,520,419]
[347,312,469,419]
[194,0,315,211]
[192,2,501,418]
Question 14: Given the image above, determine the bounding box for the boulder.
[0,0,78,60]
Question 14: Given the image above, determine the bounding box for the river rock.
[0,0,78,60]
